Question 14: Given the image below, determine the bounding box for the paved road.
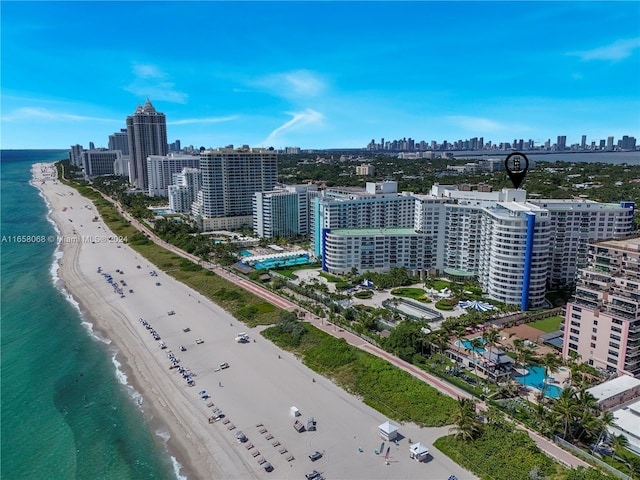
[99,192,589,470]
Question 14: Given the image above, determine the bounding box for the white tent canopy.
[458,300,494,312]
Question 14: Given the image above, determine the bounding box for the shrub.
[354,290,374,299]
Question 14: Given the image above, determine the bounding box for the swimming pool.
[454,338,487,353]
[515,365,563,399]
[240,250,252,257]
[252,255,311,270]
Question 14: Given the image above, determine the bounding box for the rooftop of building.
[587,375,640,402]
[328,227,419,236]
[201,148,276,154]
[594,236,640,252]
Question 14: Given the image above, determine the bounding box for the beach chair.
[265,433,273,440]
[245,443,254,450]
[227,424,236,430]
[278,447,287,454]
[257,456,265,464]
[252,450,260,458]
[286,454,294,462]
[272,440,280,447]
[258,427,267,434]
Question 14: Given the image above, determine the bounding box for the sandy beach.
[33,162,476,480]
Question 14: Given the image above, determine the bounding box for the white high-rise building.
[193,148,277,232]
[81,149,122,177]
[126,99,167,191]
[253,184,318,239]
[314,182,635,309]
[528,199,636,288]
[147,154,200,197]
[168,168,201,214]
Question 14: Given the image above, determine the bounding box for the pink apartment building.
[563,237,640,377]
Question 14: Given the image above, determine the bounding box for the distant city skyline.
[2,2,639,150]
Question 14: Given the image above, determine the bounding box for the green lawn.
[390,287,431,302]
[528,316,563,333]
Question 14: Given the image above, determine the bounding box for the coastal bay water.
[0,151,176,480]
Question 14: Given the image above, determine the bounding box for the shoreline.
[32,164,219,480]
[32,162,476,480]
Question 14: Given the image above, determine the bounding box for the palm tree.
[482,328,501,382]
[512,339,537,397]
[539,353,561,399]
[552,387,579,440]
[573,386,601,444]
[469,337,485,379]
[610,433,629,462]
[431,329,452,368]
[449,398,481,441]
[598,410,618,443]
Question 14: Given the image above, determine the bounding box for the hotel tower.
[126,99,167,191]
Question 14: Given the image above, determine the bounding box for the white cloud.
[124,63,188,104]
[445,115,512,133]
[262,109,324,145]
[168,116,238,126]
[252,70,326,99]
[2,107,119,123]
[132,64,165,79]
[567,38,640,61]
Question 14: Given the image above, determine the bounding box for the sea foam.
[156,429,188,480]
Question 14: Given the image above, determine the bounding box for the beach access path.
[97,178,590,472]
[36,162,478,480]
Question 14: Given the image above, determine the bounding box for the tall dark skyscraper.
[126,99,167,191]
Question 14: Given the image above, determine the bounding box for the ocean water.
[0,151,178,480]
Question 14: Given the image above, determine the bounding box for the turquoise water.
[455,338,486,353]
[240,250,252,257]
[1,151,176,479]
[253,255,311,270]
[515,365,563,399]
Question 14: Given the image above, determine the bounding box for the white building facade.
[147,154,200,197]
[313,182,634,309]
[168,167,201,214]
[253,184,319,239]
[193,148,277,232]
[81,149,121,177]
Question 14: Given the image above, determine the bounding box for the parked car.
[308,451,322,462]
[219,362,230,369]
[305,471,322,480]
[195,338,204,344]
[235,431,248,443]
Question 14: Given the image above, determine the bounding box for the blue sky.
[2,1,639,150]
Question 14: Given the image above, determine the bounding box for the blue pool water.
[455,338,486,353]
[515,365,563,399]
[253,255,311,270]
[240,250,252,257]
